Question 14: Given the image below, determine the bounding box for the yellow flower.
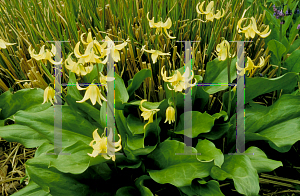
[141,46,171,64]
[80,32,93,45]
[0,38,16,49]
[216,40,234,61]
[65,53,93,76]
[139,100,160,129]
[42,86,56,105]
[103,36,128,62]
[28,44,63,65]
[74,32,108,64]
[236,56,265,76]
[237,16,271,39]
[196,1,225,22]
[88,128,122,161]
[76,82,107,106]
[161,66,197,92]
[146,12,176,39]
[164,106,175,124]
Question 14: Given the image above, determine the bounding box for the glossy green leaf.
[196,139,224,168]
[245,72,298,103]
[148,140,214,187]
[12,181,52,196]
[175,111,215,138]
[127,114,145,135]
[135,175,154,196]
[245,146,283,173]
[25,155,90,195]
[267,39,286,61]
[210,155,259,196]
[179,179,224,196]
[127,69,151,97]
[203,57,237,94]
[228,94,300,152]
[0,88,49,120]
[284,50,300,73]
[115,73,129,109]
[116,186,140,196]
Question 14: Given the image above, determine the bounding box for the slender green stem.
[227,51,232,118]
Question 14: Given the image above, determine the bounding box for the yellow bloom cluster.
[161,66,197,92]
[28,44,63,65]
[146,12,176,39]
[236,56,265,76]
[88,128,122,161]
[196,1,225,22]
[139,100,160,129]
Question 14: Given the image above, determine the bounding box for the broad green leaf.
[284,50,300,73]
[115,73,129,109]
[116,186,140,196]
[228,95,300,152]
[148,140,214,187]
[267,39,286,61]
[0,88,49,120]
[0,124,48,148]
[245,146,283,173]
[179,180,224,196]
[199,122,232,140]
[210,155,259,196]
[127,114,145,135]
[127,69,151,97]
[203,57,237,94]
[135,175,154,196]
[245,72,298,103]
[12,181,52,196]
[127,120,160,156]
[288,39,300,54]
[196,139,224,168]
[25,156,90,195]
[175,111,215,138]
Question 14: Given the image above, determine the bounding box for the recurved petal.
[115,41,127,50]
[163,28,176,39]
[76,87,91,103]
[206,1,214,13]
[76,82,87,91]
[161,18,172,29]
[237,18,249,31]
[198,1,206,14]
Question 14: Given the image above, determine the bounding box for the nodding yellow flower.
[28,44,63,65]
[65,53,93,76]
[80,32,93,45]
[196,1,225,22]
[161,66,197,92]
[141,46,171,64]
[146,12,176,39]
[0,38,16,49]
[164,106,175,124]
[88,128,122,161]
[76,82,107,106]
[237,16,271,39]
[236,56,265,76]
[74,32,107,64]
[139,100,160,129]
[42,86,56,105]
[103,36,128,63]
[216,40,234,61]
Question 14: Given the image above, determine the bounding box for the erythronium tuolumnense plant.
[28,44,63,65]
[1,1,299,196]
